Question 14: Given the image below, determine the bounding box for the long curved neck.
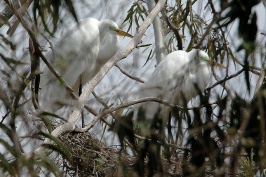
[97,23,119,62]
[188,59,208,73]
[188,59,211,92]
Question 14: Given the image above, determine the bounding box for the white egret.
[40,18,133,111]
[136,49,226,120]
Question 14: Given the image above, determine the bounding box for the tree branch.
[161,5,183,50]
[115,64,144,83]
[0,0,19,27]
[7,0,33,36]
[195,14,218,49]
[74,96,185,133]
[253,58,266,97]
[147,0,166,63]
[206,68,245,90]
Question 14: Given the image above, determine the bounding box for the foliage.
[0,0,265,176]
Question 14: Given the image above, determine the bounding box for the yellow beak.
[207,60,227,69]
[116,29,134,38]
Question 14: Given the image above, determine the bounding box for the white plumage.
[39,18,133,111]
[136,49,223,120]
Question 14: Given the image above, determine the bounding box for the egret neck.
[97,20,119,63]
[187,50,211,94]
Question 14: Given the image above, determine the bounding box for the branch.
[0,0,19,27]
[7,0,33,36]
[147,0,166,63]
[74,96,186,133]
[263,0,266,9]
[253,58,266,97]
[161,5,183,50]
[115,64,144,83]
[0,0,33,29]
[195,14,218,49]
[206,68,245,90]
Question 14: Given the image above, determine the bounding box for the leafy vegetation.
[0,0,265,176]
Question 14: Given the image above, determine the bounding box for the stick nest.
[59,132,132,177]
[58,132,182,177]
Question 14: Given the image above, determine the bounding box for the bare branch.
[147,0,166,63]
[0,0,33,30]
[253,59,266,97]
[7,0,33,36]
[75,96,185,133]
[115,64,144,83]
[0,0,19,27]
[161,6,183,50]
[207,68,245,90]
[195,14,218,49]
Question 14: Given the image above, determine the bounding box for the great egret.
[40,18,133,111]
[135,49,226,120]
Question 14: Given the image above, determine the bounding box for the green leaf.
[0,153,15,176]
[0,124,13,142]
[64,0,78,22]
[142,49,153,67]
[0,54,27,65]
[123,4,135,24]
[34,153,62,176]
[136,43,152,48]
[37,132,71,162]
[0,34,16,50]
[0,139,16,156]
[42,143,71,162]
[134,14,140,28]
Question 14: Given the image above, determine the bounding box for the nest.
[59,132,132,177]
[58,131,184,177]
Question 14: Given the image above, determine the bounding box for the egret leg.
[79,82,85,128]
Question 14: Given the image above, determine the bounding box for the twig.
[115,64,144,83]
[195,14,218,48]
[207,68,245,90]
[29,37,40,110]
[161,6,183,50]
[7,0,33,36]
[0,0,19,27]
[74,96,185,133]
[253,58,266,97]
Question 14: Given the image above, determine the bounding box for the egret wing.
[137,51,189,119]
[40,18,100,111]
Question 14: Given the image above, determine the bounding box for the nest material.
[58,132,182,177]
[59,132,132,177]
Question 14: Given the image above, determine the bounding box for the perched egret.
[40,18,133,111]
[135,49,226,120]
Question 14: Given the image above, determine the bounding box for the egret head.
[190,49,226,69]
[109,26,133,38]
[198,50,210,62]
[99,19,133,38]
